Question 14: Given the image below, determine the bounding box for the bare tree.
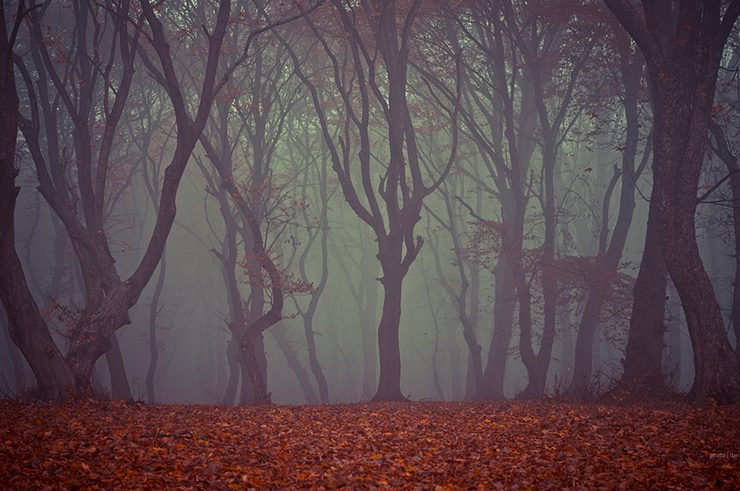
[605,0,740,402]
[4,0,231,398]
[285,0,461,401]
[568,21,651,398]
[0,0,75,401]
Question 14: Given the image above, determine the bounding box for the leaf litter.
[0,400,737,489]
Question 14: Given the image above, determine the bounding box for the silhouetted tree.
[605,0,740,402]
[286,0,461,401]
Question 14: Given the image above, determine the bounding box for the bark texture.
[605,0,740,402]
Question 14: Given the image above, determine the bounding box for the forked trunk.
[65,285,132,394]
[517,359,549,400]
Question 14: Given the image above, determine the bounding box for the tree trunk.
[653,85,740,402]
[617,196,668,395]
[372,269,405,402]
[146,253,167,403]
[479,255,515,401]
[239,355,256,405]
[221,337,240,406]
[271,325,319,404]
[239,334,267,406]
[304,316,329,404]
[0,8,75,401]
[106,333,132,400]
[1,306,26,393]
[241,333,270,405]
[238,249,268,405]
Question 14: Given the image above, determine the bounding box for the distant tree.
[196,3,322,404]
[284,111,334,404]
[423,171,480,401]
[451,1,539,401]
[329,223,380,400]
[567,18,651,398]
[126,83,172,404]
[499,0,597,399]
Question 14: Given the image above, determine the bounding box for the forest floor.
[0,400,738,489]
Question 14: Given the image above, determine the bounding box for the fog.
[1,0,738,407]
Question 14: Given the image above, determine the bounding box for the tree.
[286,0,461,401]
[567,19,651,398]
[0,0,76,401]
[423,170,481,401]
[498,0,596,399]
[707,39,740,366]
[5,0,232,398]
[286,120,333,404]
[127,84,172,404]
[605,0,740,402]
[17,0,144,398]
[451,1,539,401]
[330,223,380,400]
[196,4,322,404]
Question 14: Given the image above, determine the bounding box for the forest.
[1,0,739,488]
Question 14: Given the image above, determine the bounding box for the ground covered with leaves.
[0,400,738,489]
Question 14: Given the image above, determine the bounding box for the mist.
[1,0,738,406]
[1,0,739,487]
